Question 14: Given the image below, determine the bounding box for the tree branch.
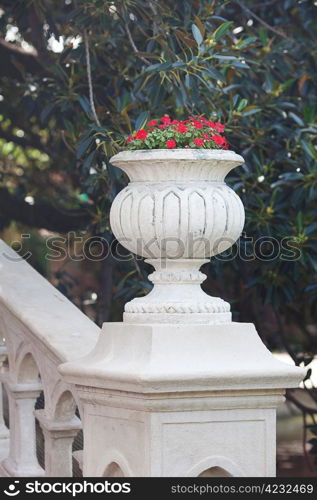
[0,187,92,233]
[235,1,293,42]
[125,23,151,66]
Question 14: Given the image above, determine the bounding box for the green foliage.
[0,0,317,360]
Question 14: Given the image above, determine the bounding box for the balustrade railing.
[0,239,100,477]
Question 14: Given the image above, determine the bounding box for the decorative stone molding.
[124,258,230,323]
[148,268,206,284]
[110,149,244,324]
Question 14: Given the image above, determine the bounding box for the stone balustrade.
[0,239,100,477]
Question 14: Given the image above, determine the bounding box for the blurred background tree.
[0,0,317,470]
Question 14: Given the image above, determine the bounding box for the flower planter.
[110,148,245,324]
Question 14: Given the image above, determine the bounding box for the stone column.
[0,346,9,439]
[60,322,304,477]
[35,409,81,477]
[1,377,44,477]
[59,149,305,476]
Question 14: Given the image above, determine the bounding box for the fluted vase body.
[110,149,245,324]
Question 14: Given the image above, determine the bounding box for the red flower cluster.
[126,115,229,150]
[166,139,176,148]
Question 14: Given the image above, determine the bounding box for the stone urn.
[110,149,245,324]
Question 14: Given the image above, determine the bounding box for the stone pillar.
[35,409,81,477]
[60,322,304,477]
[1,377,44,476]
[0,346,9,439]
[60,149,305,476]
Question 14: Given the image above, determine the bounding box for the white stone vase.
[110,149,245,324]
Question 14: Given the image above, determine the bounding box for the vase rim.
[111,148,244,165]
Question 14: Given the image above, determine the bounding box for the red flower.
[214,122,225,132]
[161,115,171,123]
[197,116,209,123]
[211,134,228,148]
[148,120,157,126]
[126,135,134,143]
[193,120,203,129]
[202,133,212,140]
[175,123,188,134]
[158,124,168,129]
[194,138,204,146]
[166,139,176,148]
[211,134,224,144]
[135,129,148,140]
[209,122,225,133]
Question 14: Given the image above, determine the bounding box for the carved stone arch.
[101,451,133,477]
[4,333,24,373]
[198,467,232,477]
[104,462,125,477]
[49,379,82,419]
[54,390,77,422]
[17,351,41,383]
[187,456,245,477]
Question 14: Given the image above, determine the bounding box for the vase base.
[123,311,232,324]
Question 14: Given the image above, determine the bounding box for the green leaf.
[76,137,93,159]
[300,139,317,159]
[305,222,317,235]
[191,24,203,46]
[237,98,248,112]
[289,112,304,126]
[213,21,233,42]
[40,102,55,124]
[213,55,238,61]
[296,211,304,232]
[259,27,268,45]
[238,36,257,48]
[82,150,96,172]
[204,67,226,83]
[233,94,240,107]
[242,108,262,116]
[135,111,150,131]
[144,62,173,72]
[171,61,186,68]
[78,95,91,115]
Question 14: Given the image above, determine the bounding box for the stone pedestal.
[60,148,304,476]
[35,409,81,477]
[60,322,304,477]
[0,378,44,477]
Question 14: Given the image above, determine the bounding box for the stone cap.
[59,322,305,394]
